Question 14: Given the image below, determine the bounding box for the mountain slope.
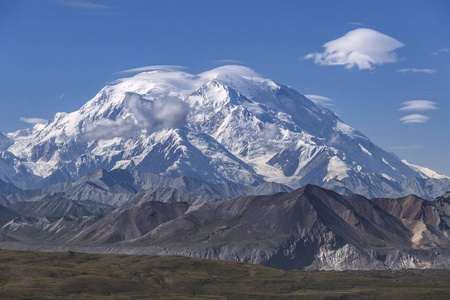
[66,185,450,270]
[371,194,450,249]
[1,196,114,242]
[3,65,448,198]
[0,204,23,227]
[119,187,215,209]
[7,195,93,219]
[2,168,292,207]
[70,201,190,244]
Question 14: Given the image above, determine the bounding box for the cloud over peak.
[116,65,186,74]
[304,94,334,107]
[20,117,48,125]
[304,28,404,70]
[83,94,190,140]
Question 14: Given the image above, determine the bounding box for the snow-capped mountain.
[1,65,448,198]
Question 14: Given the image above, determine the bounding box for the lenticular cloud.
[400,114,429,124]
[305,28,404,70]
[399,100,438,111]
[20,117,48,125]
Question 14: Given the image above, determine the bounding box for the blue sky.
[0,0,449,174]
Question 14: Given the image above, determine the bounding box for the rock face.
[70,201,190,244]
[119,187,215,209]
[0,179,21,204]
[1,66,448,198]
[7,195,99,219]
[1,168,292,207]
[2,185,450,270]
[0,204,23,227]
[371,195,450,249]
[39,185,446,270]
[1,195,114,243]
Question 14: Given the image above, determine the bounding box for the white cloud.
[83,93,190,140]
[58,1,114,10]
[20,117,48,125]
[399,100,438,111]
[397,68,436,74]
[60,93,65,99]
[304,28,404,70]
[83,117,136,140]
[263,122,281,140]
[431,48,450,55]
[304,94,334,107]
[116,65,186,74]
[349,22,363,26]
[399,114,429,124]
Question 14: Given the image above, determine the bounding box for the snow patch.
[359,144,372,156]
[382,158,397,171]
[324,156,350,182]
[334,120,355,137]
[402,159,449,179]
[381,173,395,181]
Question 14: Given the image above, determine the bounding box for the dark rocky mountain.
[0,203,25,242]
[0,203,23,226]
[371,194,450,249]
[2,184,450,270]
[63,185,450,270]
[3,169,292,207]
[70,201,190,244]
[437,191,450,203]
[52,169,292,202]
[1,195,114,243]
[7,195,93,219]
[5,195,115,220]
[119,187,215,210]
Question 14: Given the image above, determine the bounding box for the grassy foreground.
[0,249,449,299]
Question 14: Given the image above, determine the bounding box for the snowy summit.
[1,65,448,198]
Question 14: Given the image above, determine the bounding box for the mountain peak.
[2,66,448,199]
[199,65,280,92]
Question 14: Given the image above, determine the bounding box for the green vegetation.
[0,249,449,299]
